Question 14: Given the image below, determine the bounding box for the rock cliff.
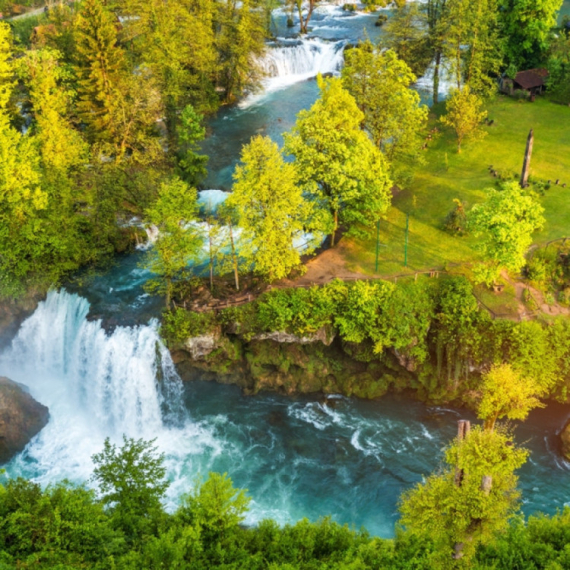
[0,377,49,464]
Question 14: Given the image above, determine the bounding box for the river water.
[1,1,570,539]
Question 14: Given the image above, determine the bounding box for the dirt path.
[503,270,570,318]
[277,241,370,289]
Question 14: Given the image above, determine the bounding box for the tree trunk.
[208,228,214,291]
[331,209,338,247]
[433,50,441,105]
[166,278,172,309]
[229,223,240,291]
[454,420,470,487]
[520,129,534,188]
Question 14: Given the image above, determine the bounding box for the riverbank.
[165,274,570,410]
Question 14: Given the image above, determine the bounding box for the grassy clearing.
[344,96,570,278]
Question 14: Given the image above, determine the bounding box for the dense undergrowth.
[163,275,570,403]
[1,466,570,570]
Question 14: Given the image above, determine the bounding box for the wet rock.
[561,420,570,461]
[0,377,49,464]
[184,329,222,360]
[391,348,418,373]
[252,327,335,346]
[0,295,41,350]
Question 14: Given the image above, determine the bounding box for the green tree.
[143,177,202,307]
[342,42,428,181]
[177,472,250,564]
[0,23,46,297]
[216,0,266,103]
[547,33,570,105]
[443,0,503,97]
[425,0,449,105]
[381,1,432,77]
[177,104,208,185]
[92,436,169,541]
[121,0,218,115]
[74,0,126,143]
[0,22,14,114]
[20,47,87,173]
[400,426,528,568]
[440,86,487,153]
[499,0,563,69]
[478,363,544,431]
[284,75,392,245]
[228,135,322,281]
[468,182,545,285]
[288,0,320,34]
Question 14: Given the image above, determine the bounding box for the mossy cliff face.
[171,330,416,400]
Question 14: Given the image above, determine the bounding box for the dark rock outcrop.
[0,295,41,351]
[0,377,49,464]
[172,333,412,400]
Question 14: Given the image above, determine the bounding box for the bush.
[161,308,217,345]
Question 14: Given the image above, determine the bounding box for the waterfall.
[260,38,345,80]
[0,290,220,499]
[241,38,345,107]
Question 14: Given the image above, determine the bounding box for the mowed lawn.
[344,96,570,277]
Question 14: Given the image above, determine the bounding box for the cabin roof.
[513,69,549,90]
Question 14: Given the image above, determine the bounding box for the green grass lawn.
[345,96,570,278]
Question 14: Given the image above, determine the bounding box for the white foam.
[242,38,345,107]
[0,290,220,507]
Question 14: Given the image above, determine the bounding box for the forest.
[1,0,570,568]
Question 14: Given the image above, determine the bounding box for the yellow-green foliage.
[478,363,545,430]
[400,426,528,568]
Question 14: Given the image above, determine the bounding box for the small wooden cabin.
[501,68,550,100]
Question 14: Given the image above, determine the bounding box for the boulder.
[0,377,49,464]
[561,419,570,461]
[184,329,222,360]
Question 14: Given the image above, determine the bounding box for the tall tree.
[342,43,428,182]
[443,0,503,97]
[74,0,126,143]
[440,86,487,153]
[400,426,528,567]
[0,23,45,297]
[425,0,448,105]
[499,0,563,69]
[143,177,202,307]
[92,437,169,541]
[381,1,431,78]
[120,0,218,115]
[284,76,392,245]
[288,0,320,34]
[20,48,87,173]
[468,182,545,286]
[177,104,208,186]
[216,0,266,103]
[228,135,322,282]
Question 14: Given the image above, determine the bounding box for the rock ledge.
[0,377,49,464]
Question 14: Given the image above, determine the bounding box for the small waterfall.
[0,290,219,496]
[260,38,345,79]
[242,38,345,107]
[415,59,454,101]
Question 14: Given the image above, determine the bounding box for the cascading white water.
[0,290,221,500]
[260,38,345,80]
[241,38,345,107]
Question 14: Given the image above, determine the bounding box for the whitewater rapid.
[0,290,222,505]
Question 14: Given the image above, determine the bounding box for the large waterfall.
[0,290,220,502]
